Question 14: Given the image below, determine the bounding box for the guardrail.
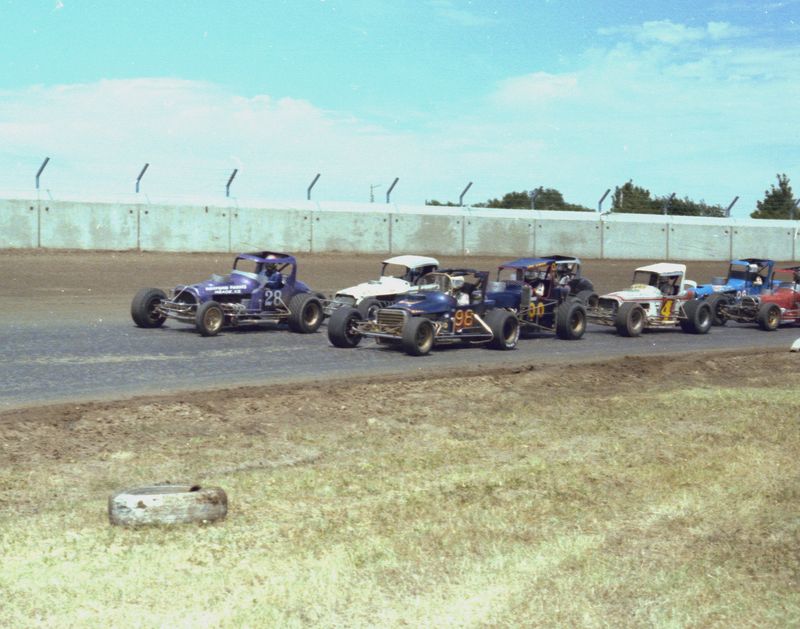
[1,198,797,260]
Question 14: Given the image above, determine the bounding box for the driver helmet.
[534,282,545,297]
[265,263,278,274]
[451,276,465,290]
[748,264,759,274]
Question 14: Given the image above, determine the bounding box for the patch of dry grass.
[1,355,799,627]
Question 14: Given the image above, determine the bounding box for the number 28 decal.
[264,289,282,306]
[454,309,475,331]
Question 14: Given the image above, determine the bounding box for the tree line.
[426,174,797,219]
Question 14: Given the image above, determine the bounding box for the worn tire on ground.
[108,485,227,526]
[757,302,781,331]
[287,293,323,333]
[614,302,645,337]
[555,300,586,340]
[679,299,712,334]
[195,301,224,337]
[131,288,167,328]
[401,317,435,356]
[486,309,519,350]
[705,293,731,326]
[328,307,363,347]
[356,297,382,320]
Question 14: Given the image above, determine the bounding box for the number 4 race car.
[587,263,712,336]
[131,251,324,336]
[327,268,519,356]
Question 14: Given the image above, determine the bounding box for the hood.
[391,291,455,314]
[179,272,258,298]
[336,276,412,300]
[601,284,662,302]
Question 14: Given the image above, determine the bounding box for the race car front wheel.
[328,307,363,348]
[614,303,644,337]
[757,302,781,331]
[131,287,167,328]
[196,301,224,337]
[402,317,435,356]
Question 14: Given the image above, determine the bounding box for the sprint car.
[695,258,777,325]
[717,266,800,330]
[486,256,596,340]
[327,268,519,355]
[323,254,439,318]
[131,251,324,336]
[587,263,712,336]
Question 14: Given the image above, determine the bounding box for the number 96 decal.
[453,309,475,331]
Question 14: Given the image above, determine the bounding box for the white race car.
[588,262,712,336]
[324,254,439,318]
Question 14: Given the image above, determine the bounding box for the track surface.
[2,251,797,410]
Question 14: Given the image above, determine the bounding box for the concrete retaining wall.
[1,197,797,261]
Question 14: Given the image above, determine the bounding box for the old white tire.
[108,484,227,526]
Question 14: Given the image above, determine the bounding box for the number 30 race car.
[131,251,324,336]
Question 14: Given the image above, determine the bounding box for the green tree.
[750,174,797,219]
[611,180,725,216]
[425,199,459,207]
[481,188,592,211]
[611,181,660,214]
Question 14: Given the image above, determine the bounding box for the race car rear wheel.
[196,301,224,336]
[705,293,730,326]
[680,300,712,334]
[402,317,435,356]
[287,293,323,333]
[486,310,519,350]
[614,302,644,337]
[555,300,586,340]
[328,307,363,348]
[131,287,167,328]
[756,302,781,331]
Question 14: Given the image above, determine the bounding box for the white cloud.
[600,20,749,45]
[492,72,578,108]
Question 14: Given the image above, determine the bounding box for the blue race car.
[327,268,519,355]
[131,251,324,336]
[695,258,777,325]
[485,256,594,340]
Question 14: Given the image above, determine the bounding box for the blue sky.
[0,0,798,215]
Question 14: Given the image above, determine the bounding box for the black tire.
[569,277,594,293]
[519,325,538,339]
[486,309,519,350]
[328,307,363,348]
[196,300,224,336]
[705,293,731,326]
[614,302,645,337]
[574,290,599,309]
[679,300,712,334]
[287,293,323,333]
[401,317,435,356]
[108,485,227,526]
[357,297,382,320]
[131,287,167,328]
[555,300,586,340]
[756,302,781,331]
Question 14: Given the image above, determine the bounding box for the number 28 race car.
[130,251,324,336]
[587,263,712,336]
[327,268,519,355]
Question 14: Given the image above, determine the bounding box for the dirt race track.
[0,249,798,456]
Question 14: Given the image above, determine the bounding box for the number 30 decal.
[454,309,475,331]
[528,302,546,318]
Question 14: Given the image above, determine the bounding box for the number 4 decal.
[660,300,674,317]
